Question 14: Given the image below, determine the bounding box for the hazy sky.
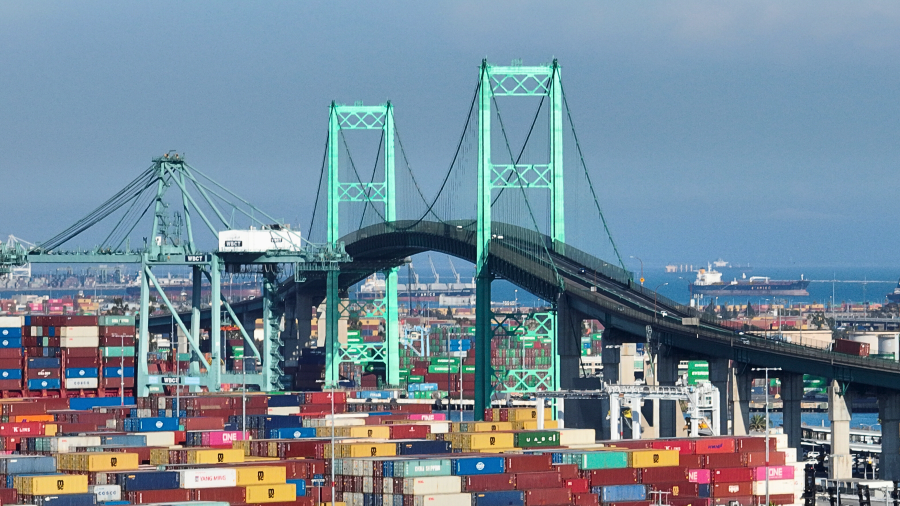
[1,2,898,269]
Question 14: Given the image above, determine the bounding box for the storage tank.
[849,333,879,353]
[878,334,899,360]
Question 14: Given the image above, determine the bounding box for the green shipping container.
[99,315,135,326]
[102,346,136,358]
[430,357,460,366]
[231,346,244,358]
[394,459,452,477]
[408,375,425,383]
[346,337,364,344]
[568,450,630,470]
[428,365,460,374]
[514,431,561,448]
[462,365,475,375]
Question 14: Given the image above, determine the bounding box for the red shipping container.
[0,379,21,390]
[744,451,785,467]
[524,488,572,505]
[652,439,696,454]
[515,472,563,490]
[100,336,135,347]
[565,478,589,493]
[833,338,869,357]
[99,326,136,338]
[712,482,752,498]
[65,348,98,357]
[506,454,553,473]
[127,489,191,503]
[606,440,653,449]
[0,487,16,505]
[712,467,753,483]
[0,422,44,436]
[184,417,225,431]
[695,438,737,454]
[703,453,744,468]
[590,468,641,486]
[103,377,135,388]
[464,474,516,492]
[575,492,600,506]
[555,464,579,480]
[641,467,688,483]
[306,391,347,404]
[680,454,704,469]
[389,424,429,439]
[734,436,774,452]
[604,503,651,506]
[62,315,99,326]
[103,357,135,367]
[652,482,706,497]
[754,493,795,505]
[65,356,100,368]
[0,349,22,358]
[670,498,712,506]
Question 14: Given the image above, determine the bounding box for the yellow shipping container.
[233,440,251,455]
[43,423,58,436]
[348,426,390,439]
[244,483,297,503]
[453,433,514,451]
[59,453,139,471]
[347,443,396,458]
[235,466,287,486]
[629,449,680,468]
[187,448,245,464]
[506,408,553,421]
[468,422,513,432]
[149,449,169,465]
[17,474,88,495]
[520,420,559,430]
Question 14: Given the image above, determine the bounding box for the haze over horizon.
[1,2,897,270]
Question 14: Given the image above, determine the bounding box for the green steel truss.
[491,312,558,393]
[326,102,400,388]
[476,60,565,419]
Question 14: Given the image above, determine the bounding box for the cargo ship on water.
[690,265,810,297]
[886,279,900,303]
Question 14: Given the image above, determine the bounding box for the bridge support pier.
[878,391,900,481]
[657,351,680,438]
[828,381,854,480]
[708,359,732,436]
[781,373,804,450]
[731,369,752,436]
[556,296,603,433]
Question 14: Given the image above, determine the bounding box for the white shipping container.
[772,433,788,450]
[218,229,303,253]
[403,476,462,495]
[267,406,300,415]
[51,436,102,453]
[414,494,472,506]
[751,479,796,496]
[555,428,595,446]
[783,447,797,463]
[179,468,237,489]
[65,378,99,389]
[90,484,121,502]
[31,326,42,337]
[0,316,23,327]
[60,326,100,337]
[61,336,100,348]
[136,431,176,446]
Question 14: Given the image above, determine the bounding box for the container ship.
[356,259,475,305]
[690,265,809,297]
[886,279,900,303]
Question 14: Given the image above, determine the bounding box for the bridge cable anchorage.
[558,76,626,271]
[490,84,565,292]
[307,129,330,239]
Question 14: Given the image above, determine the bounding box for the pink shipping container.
[751,466,794,481]
[202,430,246,446]
[695,437,737,454]
[409,413,446,421]
[688,469,710,484]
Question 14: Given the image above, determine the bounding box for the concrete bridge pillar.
[878,391,900,481]
[780,373,804,450]
[556,296,603,434]
[708,358,732,436]
[731,370,752,436]
[657,351,680,438]
[601,328,640,386]
[828,381,854,480]
[296,293,313,348]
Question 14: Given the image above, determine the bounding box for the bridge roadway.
[148,220,900,479]
[149,219,900,392]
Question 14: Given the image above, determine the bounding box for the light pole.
[654,282,668,322]
[630,256,644,286]
[753,366,781,506]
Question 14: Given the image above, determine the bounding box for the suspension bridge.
[4,58,900,480]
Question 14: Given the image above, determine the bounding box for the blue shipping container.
[28,378,61,390]
[396,440,451,455]
[600,484,648,503]
[0,455,57,474]
[287,478,307,496]
[269,427,317,439]
[356,390,393,399]
[70,397,134,410]
[124,417,179,432]
[66,368,99,378]
[0,337,21,348]
[267,394,303,407]
[117,471,180,491]
[472,490,525,506]
[103,367,135,378]
[699,483,711,498]
[0,369,21,380]
[101,435,147,446]
[453,456,504,475]
[0,327,22,338]
[34,492,97,506]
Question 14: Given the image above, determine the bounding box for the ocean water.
[766,412,881,431]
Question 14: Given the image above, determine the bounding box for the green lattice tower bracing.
[475,59,565,420]
[326,102,399,388]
